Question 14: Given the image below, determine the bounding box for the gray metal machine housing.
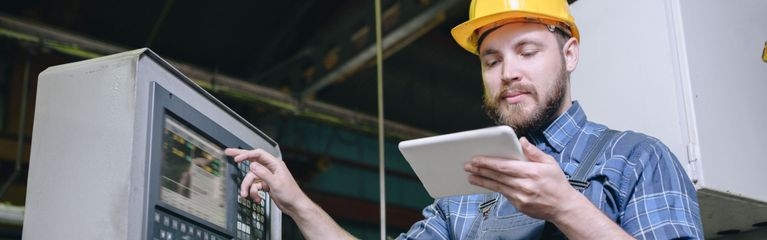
[24,48,282,239]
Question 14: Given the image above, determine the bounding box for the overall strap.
[568,129,620,192]
[478,192,498,217]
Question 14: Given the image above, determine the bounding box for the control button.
[172,219,178,230]
[180,223,186,233]
[163,216,170,226]
[155,212,161,223]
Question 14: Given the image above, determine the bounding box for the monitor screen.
[160,115,227,229]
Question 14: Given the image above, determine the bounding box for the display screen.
[160,115,227,229]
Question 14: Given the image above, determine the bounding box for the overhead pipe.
[300,0,461,100]
[0,13,435,140]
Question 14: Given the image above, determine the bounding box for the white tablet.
[398,125,526,198]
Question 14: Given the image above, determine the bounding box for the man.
[225,0,703,239]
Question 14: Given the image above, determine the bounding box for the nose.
[500,59,521,83]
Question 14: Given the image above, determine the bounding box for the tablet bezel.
[398,125,526,198]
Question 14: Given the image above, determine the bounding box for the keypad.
[153,210,227,240]
[235,161,268,240]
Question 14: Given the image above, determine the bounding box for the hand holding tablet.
[398,125,526,198]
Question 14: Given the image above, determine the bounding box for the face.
[478,23,577,136]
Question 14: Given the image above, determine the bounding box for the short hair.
[551,26,571,49]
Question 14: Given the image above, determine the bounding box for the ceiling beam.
[0,13,127,58]
[0,13,435,139]
[300,0,461,100]
[248,1,317,80]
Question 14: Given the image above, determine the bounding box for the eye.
[520,50,538,57]
[483,58,501,68]
[482,56,503,68]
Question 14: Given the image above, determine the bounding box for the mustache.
[496,83,537,100]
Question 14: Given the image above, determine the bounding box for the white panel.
[680,0,767,202]
[24,50,142,239]
[571,0,767,237]
[570,0,690,169]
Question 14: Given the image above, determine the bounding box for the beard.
[483,61,569,137]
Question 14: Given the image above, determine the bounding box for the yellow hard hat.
[451,0,579,55]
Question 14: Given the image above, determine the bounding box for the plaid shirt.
[397,102,703,239]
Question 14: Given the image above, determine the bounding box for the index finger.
[224,148,283,173]
[224,148,267,164]
[224,148,248,159]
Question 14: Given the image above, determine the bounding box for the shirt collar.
[528,101,587,153]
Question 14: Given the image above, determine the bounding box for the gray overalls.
[463,130,619,239]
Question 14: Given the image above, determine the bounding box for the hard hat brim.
[451,11,580,55]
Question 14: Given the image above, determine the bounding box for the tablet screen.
[398,125,525,198]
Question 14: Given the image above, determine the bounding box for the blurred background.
[9,0,766,239]
[0,0,520,238]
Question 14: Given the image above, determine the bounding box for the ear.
[562,37,579,72]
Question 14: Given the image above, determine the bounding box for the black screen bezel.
[146,83,253,238]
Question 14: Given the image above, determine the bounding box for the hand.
[224,148,310,216]
[464,137,581,220]
[225,148,357,239]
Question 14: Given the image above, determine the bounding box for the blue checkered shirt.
[397,102,703,239]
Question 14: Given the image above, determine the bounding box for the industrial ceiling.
[3,0,500,137]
